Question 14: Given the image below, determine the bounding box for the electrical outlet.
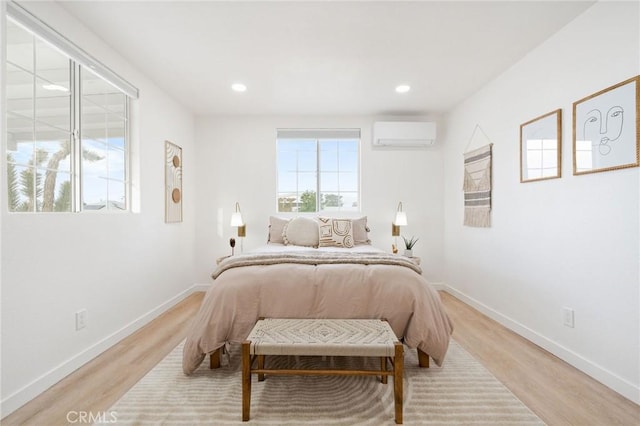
[563,307,574,328]
[75,309,87,330]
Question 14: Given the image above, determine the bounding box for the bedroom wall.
[442,1,639,403]
[0,1,196,415]
[193,115,445,285]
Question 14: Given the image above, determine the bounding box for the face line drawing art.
[583,105,624,156]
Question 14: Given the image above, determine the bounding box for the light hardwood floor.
[440,292,640,425]
[3,291,639,425]
[2,293,203,426]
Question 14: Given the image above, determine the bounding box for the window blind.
[277,129,361,140]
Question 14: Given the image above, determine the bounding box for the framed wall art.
[165,140,183,223]
[573,76,639,175]
[520,109,562,182]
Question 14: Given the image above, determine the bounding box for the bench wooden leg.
[394,342,404,424]
[242,341,251,421]
[380,357,388,384]
[258,355,265,381]
[417,348,430,368]
[210,348,221,369]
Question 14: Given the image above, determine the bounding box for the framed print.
[520,109,562,182]
[573,76,639,175]
[165,140,182,223]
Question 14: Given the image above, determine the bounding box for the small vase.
[404,249,413,257]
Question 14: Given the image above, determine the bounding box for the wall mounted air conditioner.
[372,121,436,148]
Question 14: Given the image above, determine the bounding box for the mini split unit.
[372,121,437,148]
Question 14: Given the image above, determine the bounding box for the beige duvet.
[182,250,453,374]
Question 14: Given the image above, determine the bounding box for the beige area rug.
[105,340,544,425]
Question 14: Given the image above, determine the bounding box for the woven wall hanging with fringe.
[463,125,493,227]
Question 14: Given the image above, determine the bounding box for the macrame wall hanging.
[463,125,493,228]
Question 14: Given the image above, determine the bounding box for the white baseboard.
[192,283,211,292]
[1,284,205,418]
[429,281,446,291]
[444,285,640,405]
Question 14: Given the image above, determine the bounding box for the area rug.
[105,340,543,425]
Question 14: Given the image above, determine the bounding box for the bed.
[182,217,453,375]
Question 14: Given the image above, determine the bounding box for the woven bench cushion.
[247,318,398,357]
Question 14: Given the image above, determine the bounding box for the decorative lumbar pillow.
[283,217,319,247]
[318,217,354,248]
[352,216,371,245]
[268,216,290,244]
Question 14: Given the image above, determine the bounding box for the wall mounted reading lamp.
[392,201,407,236]
[230,202,246,237]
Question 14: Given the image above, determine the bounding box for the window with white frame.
[276,129,360,213]
[5,2,137,212]
[80,68,128,210]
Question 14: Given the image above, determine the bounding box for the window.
[277,129,360,213]
[80,69,128,210]
[5,2,137,212]
[6,19,73,212]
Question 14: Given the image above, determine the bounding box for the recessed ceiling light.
[231,83,247,92]
[395,85,411,93]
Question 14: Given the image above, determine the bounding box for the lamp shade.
[230,212,244,227]
[230,202,246,237]
[394,211,407,226]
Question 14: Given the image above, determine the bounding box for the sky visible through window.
[9,136,126,209]
[81,136,126,207]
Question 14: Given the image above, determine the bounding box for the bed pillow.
[283,217,319,247]
[352,216,371,245]
[268,216,289,244]
[318,217,354,248]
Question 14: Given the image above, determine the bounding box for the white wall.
[194,115,444,284]
[0,2,196,415]
[442,1,639,403]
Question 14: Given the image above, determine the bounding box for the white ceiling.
[58,1,594,116]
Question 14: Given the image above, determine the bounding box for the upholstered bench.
[242,318,404,424]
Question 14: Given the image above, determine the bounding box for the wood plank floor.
[1,293,204,426]
[3,291,639,425]
[439,292,640,425]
